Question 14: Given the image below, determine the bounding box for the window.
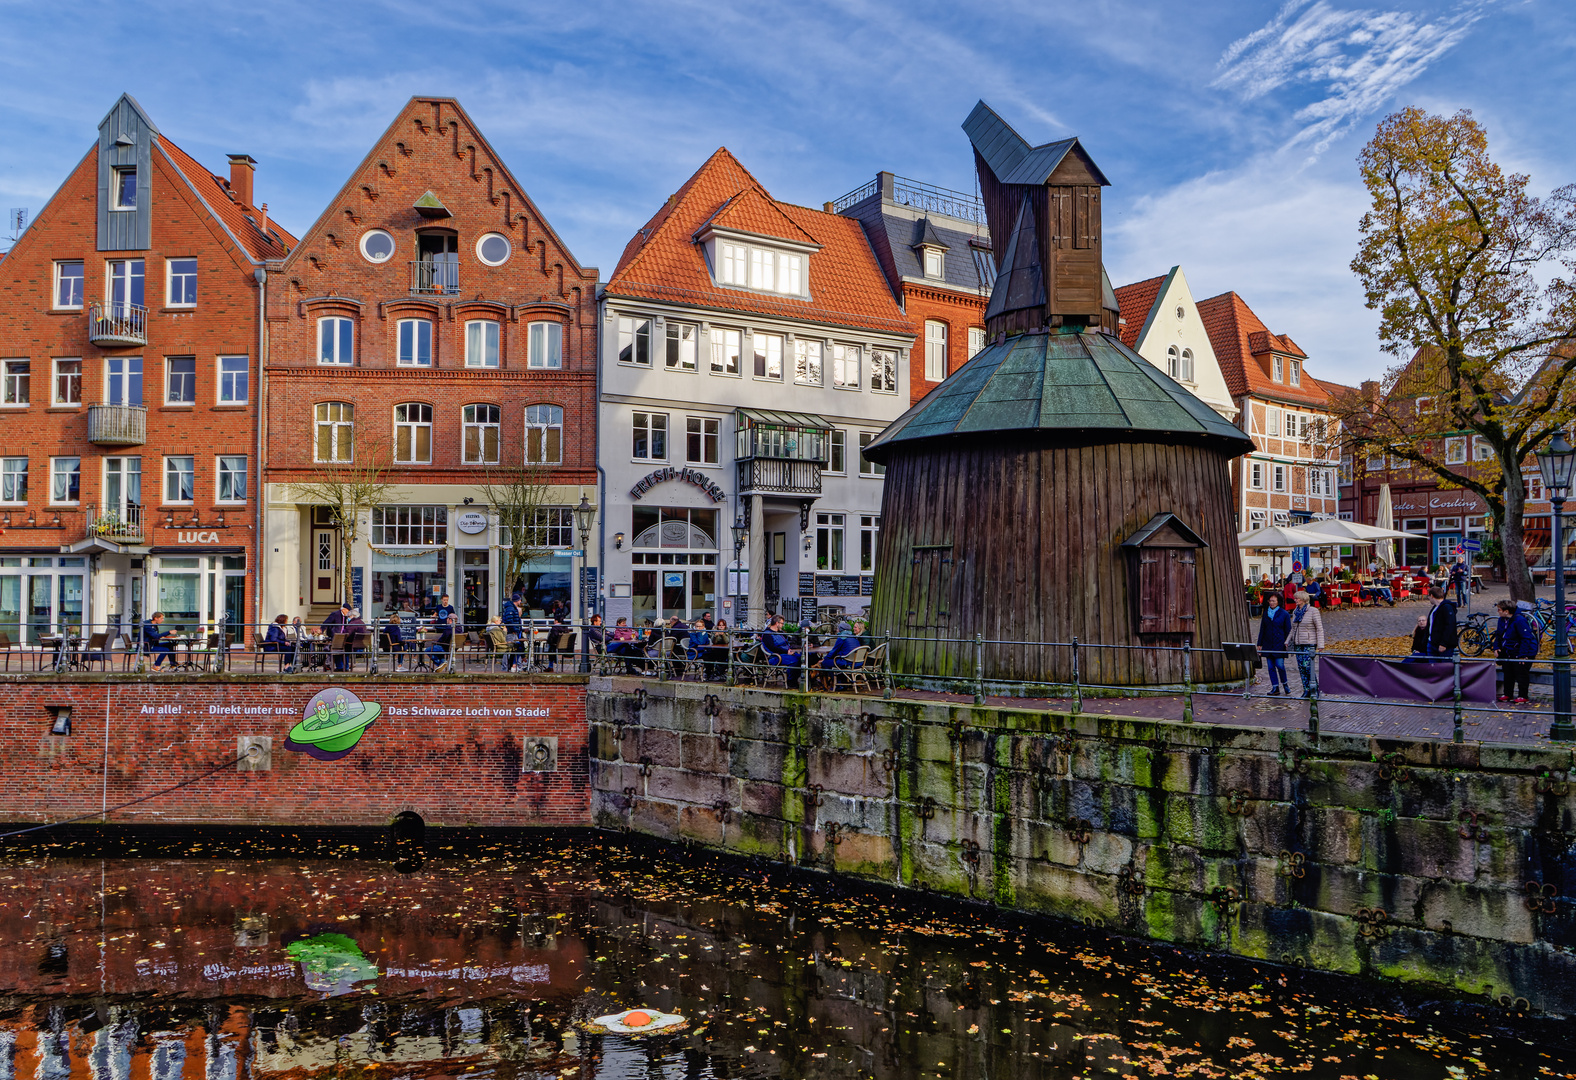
[1166,345,1181,380]
[1466,515,1488,532]
[827,429,845,473]
[1445,436,1467,465]
[1289,360,1301,386]
[923,248,944,278]
[164,456,194,504]
[217,356,247,404]
[1180,348,1195,382]
[529,321,562,368]
[686,416,719,465]
[462,404,500,464]
[778,253,803,294]
[1272,464,1286,492]
[54,262,84,308]
[475,232,511,266]
[711,328,741,375]
[113,168,137,209]
[832,344,860,389]
[54,359,82,405]
[925,321,947,381]
[393,403,433,463]
[106,357,142,405]
[372,505,448,546]
[1365,452,1385,471]
[618,316,652,366]
[2,360,27,406]
[107,259,144,313]
[858,432,885,477]
[719,244,747,286]
[1473,436,1494,461]
[319,317,353,365]
[360,229,395,264]
[860,515,880,572]
[1265,408,1279,436]
[165,356,195,404]
[666,322,698,371]
[512,507,574,549]
[465,321,500,368]
[51,457,79,503]
[1250,461,1264,489]
[871,348,897,393]
[0,458,25,503]
[816,513,844,572]
[1414,396,1432,414]
[1390,455,1408,471]
[525,404,563,464]
[217,456,247,503]
[750,249,775,292]
[1527,476,1545,501]
[398,319,432,366]
[632,411,667,461]
[167,259,197,306]
[752,332,783,380]
[1249,510,1267,530]
[794,339,822,385]
[315,402,354,462]
[1308,469,1322,496]
[1272,356,1283,382]
[968,327,986,359]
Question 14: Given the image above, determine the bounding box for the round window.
[360,229,395,264]
[476,233,512,266]
[1175,305,1185,320]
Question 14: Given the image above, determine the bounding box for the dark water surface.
[0,830,1570,1079]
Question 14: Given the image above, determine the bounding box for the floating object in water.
[583,1008,688,1036]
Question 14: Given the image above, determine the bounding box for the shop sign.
[176,531,222,543]
[1391,491,1484,514]
[629,466,727,503]
[456,511,489,535]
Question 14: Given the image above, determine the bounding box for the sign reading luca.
[285,688,382,761]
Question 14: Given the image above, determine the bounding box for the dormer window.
[923,247,944,278]
[1289,360,1301,387]
[113,168,137,210]
[714,240,804,296]
[1272,356,1283,382]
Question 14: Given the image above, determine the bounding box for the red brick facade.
[904,283,986,404]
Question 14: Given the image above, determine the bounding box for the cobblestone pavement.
[1315,583,1512,643]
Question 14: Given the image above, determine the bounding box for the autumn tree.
[481,460,561,606]
[291,415,395,599]
[1344,108,1576,600]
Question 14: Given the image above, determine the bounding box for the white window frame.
[632,411,668,462]
[719,244,747,286]
[816,512,845,572]
[397,318,433,367]
[2,359,30,408]
[1249,510,1267,530]
[1272,464,1286,492]
[752,332,784,381]
[314,402,355,463]
[922,247,944,278]
[525,404,564,465]
[1250,461,1264,490]
[359,229,396,264]
[1180,348,1195,382]
[794,339,822,385]
[1166,345,1181,380]
[50,456,80,505]
[1289,360,1301,386]
[1473,436,1493,461]
[925,321,947,382]
[832,343,860,390]
[711,328,741,376]
[778,252,803,294]
[166,258,197,308]
[1445,436,1467,465]
[465,320,500,368]
[528,321,562,369]
[112,167,137,210]
[54,261,84,309]
[216,455,247,504]
[968,327,986,359]
[393,402,433,464]
[1265,408,1279,437]
[665,321,698,371]
[1272,356,1283,382]
[163,455,195,505]
[1365,452,1385,471]
[318,317,354,365]
[474,232,511,267]
[462,403,501,465]
[859,514,880,572]
[826,429,846,474]
[871,348,897,394]
[0,457,27,504]
[217,356,247,404]
[750,248,775,292]
[165,356,196,406]
[53,358,82,406]
[858,432,885,477]
[686,416,719,466]
[618,316,653,367]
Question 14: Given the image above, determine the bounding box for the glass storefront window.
[461,550,490,629]
[158,558,202,631]
[373,549,448,620]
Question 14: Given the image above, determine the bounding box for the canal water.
[0,830,1568,1079]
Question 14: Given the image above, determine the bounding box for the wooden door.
[310,529,340,604]
[907,546,954,628]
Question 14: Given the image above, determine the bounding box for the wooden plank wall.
[870,439,1249,687]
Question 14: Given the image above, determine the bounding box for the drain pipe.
[253,267,267,642]
[594,284,607,624]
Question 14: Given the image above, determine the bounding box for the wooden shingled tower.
[963,101,1114,336]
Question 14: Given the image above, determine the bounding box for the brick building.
[1196,291,1342,577]
[261,98,599,630]
[832,172,990,403]
[0,94,294,645]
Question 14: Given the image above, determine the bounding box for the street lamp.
[573,493,596,673]
[1537,433,1576,741]
[731,515,748,625]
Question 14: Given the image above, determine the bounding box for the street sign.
[1461,539,1482,552]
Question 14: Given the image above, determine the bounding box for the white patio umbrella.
[1298,517,1424,543]
[1237,524,1333,579]
[1375,483,1396,567]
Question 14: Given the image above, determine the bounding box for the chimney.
[823,201,835,212]
[258,202,269,237]
[227,154,257,210]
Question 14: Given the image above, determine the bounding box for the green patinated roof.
[863,330,1254,463]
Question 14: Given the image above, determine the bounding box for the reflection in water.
[0,834,1567,1079]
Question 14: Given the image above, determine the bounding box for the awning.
[736,408,832,430]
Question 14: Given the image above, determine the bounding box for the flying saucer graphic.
[284,688,382,761]
[581,1009,689,1037]
[285,932,379,995]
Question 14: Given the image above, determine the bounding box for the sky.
[1,0,1572,387]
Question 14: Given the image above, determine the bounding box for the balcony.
[87,402,147,446]
[735,408,831,497]
[410,260,459,296]
[87,503,145,542]
[88,301,148,347]
[738,458,823,495]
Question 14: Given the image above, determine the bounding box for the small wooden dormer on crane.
[962,101,1112,337]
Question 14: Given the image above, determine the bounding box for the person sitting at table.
[1401,614,1432,663]
[1305,577,1324,608]
[701,619,731,681]
[761,615,802,678]
[426,614,456,671]
[383,613,408,671]
[263,615,289,652]
[819,624,861,673]
[142,612,175,670]
[321,603,350,638]
[606,617,640,673]
[543,612,574,673]
[484,615,509,663]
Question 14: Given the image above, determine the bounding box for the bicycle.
[1458,612,1493,657]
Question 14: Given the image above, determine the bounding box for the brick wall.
[902,285,985,405]
[0,677,588,827]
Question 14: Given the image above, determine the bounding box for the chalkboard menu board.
[861,575,875,596]
[815,576,838,596]
[798,598,817,622]
[836,575,862,596]
[798,572,816,597]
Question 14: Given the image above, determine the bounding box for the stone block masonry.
[587,677,1576,1017]
[0,676,587,828]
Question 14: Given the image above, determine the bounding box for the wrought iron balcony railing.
[87,503,145,541]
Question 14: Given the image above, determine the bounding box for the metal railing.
[409,260,459,296]
[87,302,148,346]
[737,458,821,495]
[829,175,988,225]
[86,503,144,540]
[86,402,147,445]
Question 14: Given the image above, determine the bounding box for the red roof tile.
[1113,273,1166,349]
[609,148,912,336]
[158,137,296,260]
[1196,291,1329,407]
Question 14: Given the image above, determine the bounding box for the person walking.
[1426,585,1459,657]
[1492,598,1538,703]
[1449,558,1470,610]
[501,592,525,672]
[1287,590,1324,698]
[1256,592,1291,695]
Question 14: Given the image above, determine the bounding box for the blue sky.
[1,0,1571,386]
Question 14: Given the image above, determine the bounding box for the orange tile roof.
[1196,290,1330,407]
[158,137,296,260]
[1113,273,1166,349]
[609,148,912,336]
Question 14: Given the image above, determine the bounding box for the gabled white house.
[1114,266,1237,422]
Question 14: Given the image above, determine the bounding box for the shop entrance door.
[1435,534,1461,566]
[461,551,490,628]
[311,529,340,604]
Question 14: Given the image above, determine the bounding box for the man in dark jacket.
[142,612,174,669]
[1255,593,1291,695]
[1492,599,1539,702]
[1426,586,1459,656]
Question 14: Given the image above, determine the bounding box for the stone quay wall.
[0,675,587,828]
[587,677,1576,1016]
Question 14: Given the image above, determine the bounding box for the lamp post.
[731,515,748,626]
[1537,433,1576,741]
[573,493,596,674]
